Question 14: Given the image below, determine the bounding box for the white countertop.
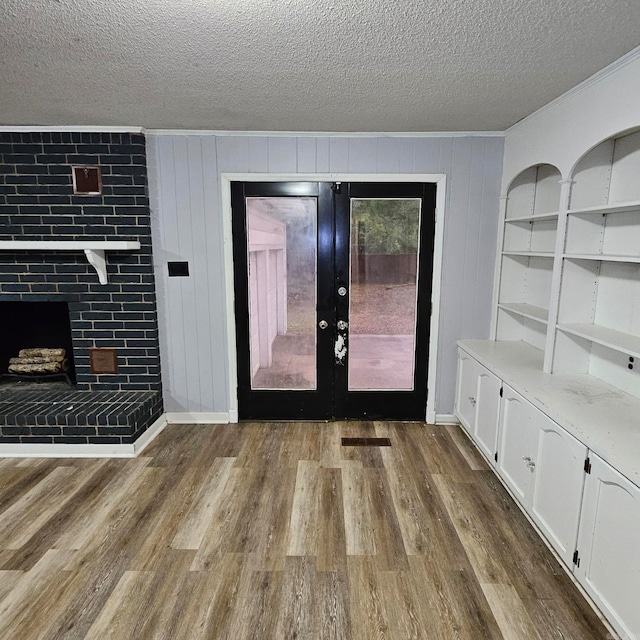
[458,339,640,487]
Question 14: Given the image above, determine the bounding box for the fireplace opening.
[0,301,76,386]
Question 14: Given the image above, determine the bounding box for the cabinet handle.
[468,396,476,406]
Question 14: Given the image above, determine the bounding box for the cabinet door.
[497,385,537,505]
[575,454,640,640]
[473,367,501,463]
[529,413,587,566]
[455,349,478,434]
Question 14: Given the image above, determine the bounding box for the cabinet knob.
[522,456,532,462]
[468,396,476,406]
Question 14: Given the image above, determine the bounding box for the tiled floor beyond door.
[0,422,609,639]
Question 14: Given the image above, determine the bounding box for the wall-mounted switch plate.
[168,261,189,277]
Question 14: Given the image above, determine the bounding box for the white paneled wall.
[147,134,504,416]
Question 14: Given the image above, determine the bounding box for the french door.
[231,181,436,420]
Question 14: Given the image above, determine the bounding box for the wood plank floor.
[0,422,609,639]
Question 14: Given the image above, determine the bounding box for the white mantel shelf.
[0,240,141,285]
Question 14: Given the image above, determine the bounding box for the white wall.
[503,47,640,187]
[147,134,504,417]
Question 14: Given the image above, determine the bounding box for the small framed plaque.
[89,348,118,374]
[72,166,102,195]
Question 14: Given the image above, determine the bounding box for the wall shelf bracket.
[84,249,107,284]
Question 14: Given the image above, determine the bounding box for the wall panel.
[148,133,504,415]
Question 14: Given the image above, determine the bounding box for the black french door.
[231,181,436,420]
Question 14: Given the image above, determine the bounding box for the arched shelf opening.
[569,127,640,211]
[496,163,561,351]
[553,126,640,402]
[505,163,562,220]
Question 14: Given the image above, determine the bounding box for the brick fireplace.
[0,131,163,447]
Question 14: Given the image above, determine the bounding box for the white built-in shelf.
[505,212,560,223]
[0,240,141,285]
[557,323,640,360]
[502,250,555,258]
[498,302,549,324]
[564,252,640,263]
[568,199,640,216]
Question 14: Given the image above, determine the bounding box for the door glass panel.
[246,197,317,389]
[348,198,421,390]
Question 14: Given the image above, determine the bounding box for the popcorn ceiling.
[1,0,639,131]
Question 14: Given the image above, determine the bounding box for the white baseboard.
[435,413,458,425]
[0,414,168,458]
[165,412,231,424]
[132,415,168,455]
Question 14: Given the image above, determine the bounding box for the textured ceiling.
[1,0,640,131]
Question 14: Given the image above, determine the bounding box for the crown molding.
[507,44,640,135]
[0,124,505,137]
[146,129,505,138]
[0,125,144,133]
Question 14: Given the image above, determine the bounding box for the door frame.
[220,173,447,423]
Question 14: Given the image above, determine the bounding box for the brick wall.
[0,131,162,394]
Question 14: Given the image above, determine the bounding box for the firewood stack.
[8,348,70,375]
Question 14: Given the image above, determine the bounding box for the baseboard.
[0,414,168,458]
[435,413,458,425]
[132,415,168,455]
[165,412,231,424]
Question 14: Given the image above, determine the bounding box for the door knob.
[337,320,348,330]
[319,320,329,330]
[337,286,347,297]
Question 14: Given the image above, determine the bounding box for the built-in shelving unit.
[478,102,640,640]
[490,129,640,401]
[495,163,561,352]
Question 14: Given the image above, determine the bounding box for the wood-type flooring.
[0,422,610,639]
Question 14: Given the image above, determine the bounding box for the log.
[8,359,69,375]
[9,355,64,364]
[18,348,66,359]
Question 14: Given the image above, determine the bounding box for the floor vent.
[341,437,391,447]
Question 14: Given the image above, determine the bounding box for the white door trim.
[220,173,447,423]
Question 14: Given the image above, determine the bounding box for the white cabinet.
[474,367,501,462]
[455,349,500,464]
[455,349,478,434]
[529,413,587,565]
[575,454,640,640]
[497,385,537,503]
[497,384,587,566]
